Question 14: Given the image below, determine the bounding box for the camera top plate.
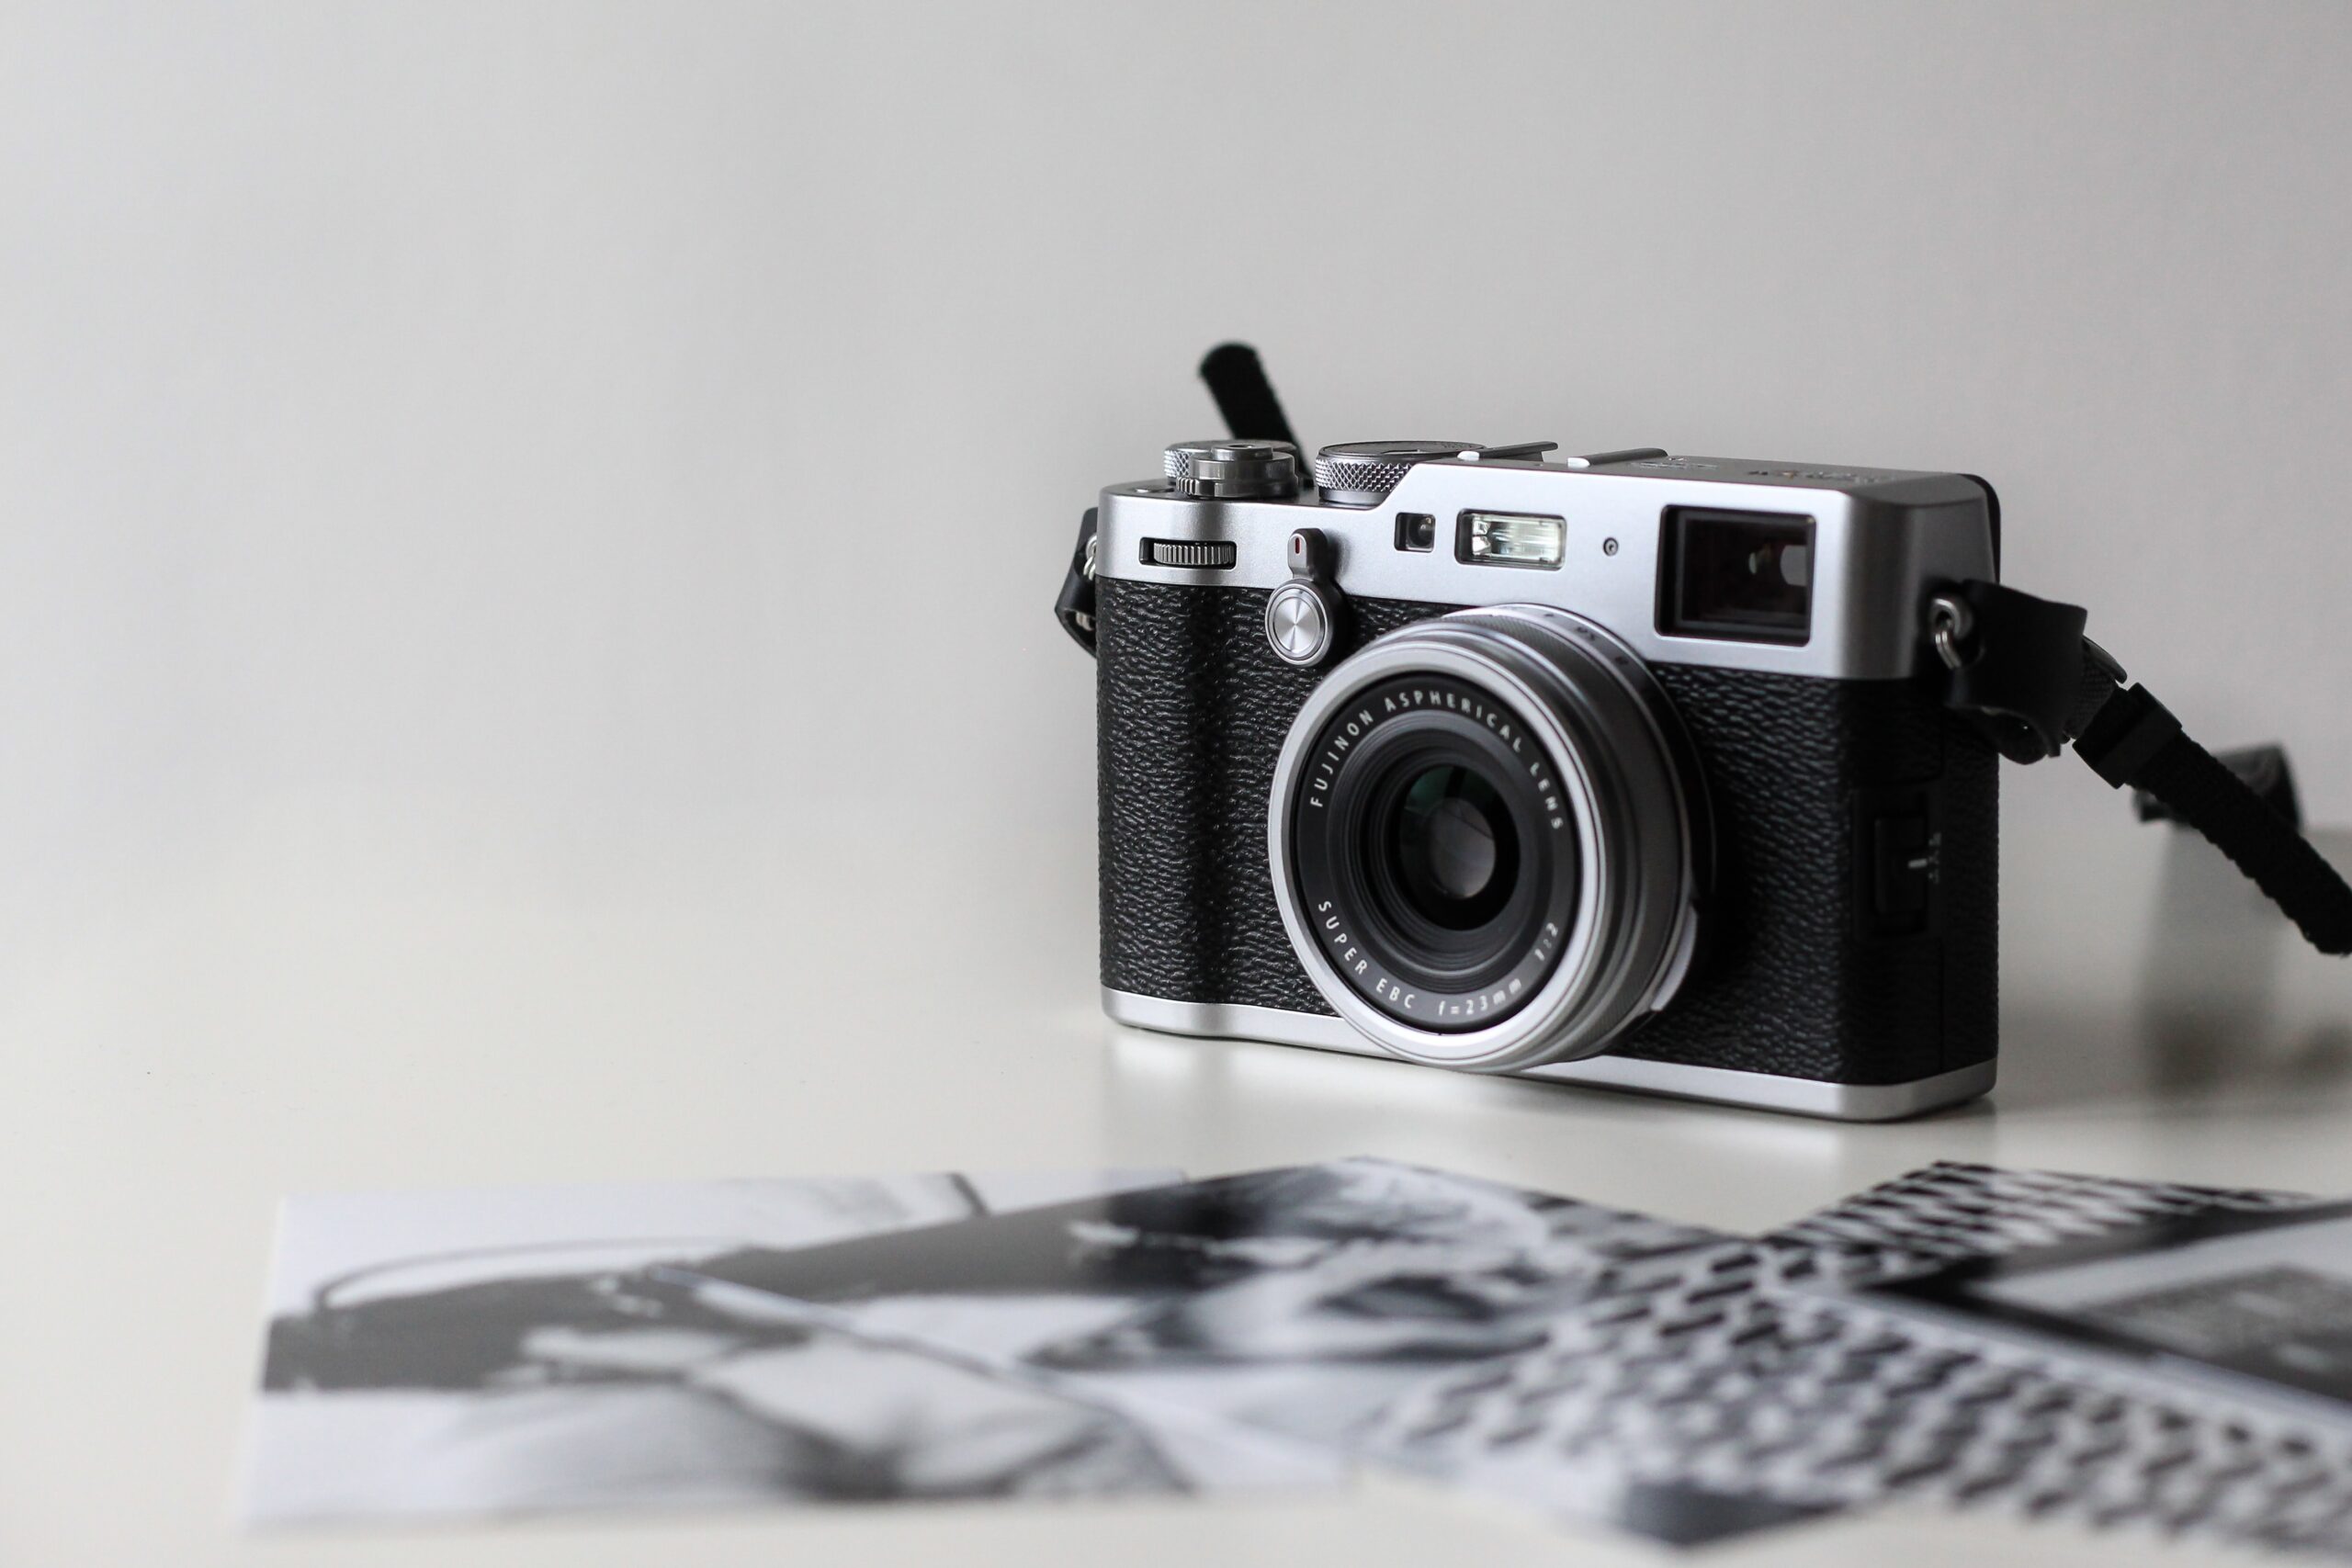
[1094,449,1995,682]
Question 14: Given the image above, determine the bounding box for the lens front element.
[1268,606,1704,1073]
[1287,673,1580,1034]
[1390,764,1513,923]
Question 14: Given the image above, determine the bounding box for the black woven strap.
[1938,581,2352,956]
[1198,343,1295,446]
[1054,507,1099,653]
[1057,344,1296,659]
[2074,686,2352,953]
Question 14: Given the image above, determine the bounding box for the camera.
[1084,435,2004,1120]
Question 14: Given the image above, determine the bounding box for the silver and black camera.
[1055,352,2352,1120]
[1076,433,2003,1120]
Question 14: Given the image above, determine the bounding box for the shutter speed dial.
[1311,439,1561,506]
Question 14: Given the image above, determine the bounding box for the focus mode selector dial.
[1265,528,1344,667]
[1163,439,1300,499]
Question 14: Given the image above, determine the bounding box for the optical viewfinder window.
[1658,508,1815,645]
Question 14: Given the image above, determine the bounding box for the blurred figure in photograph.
[692,1158,1735,1451]
[258,1236,1191,1517]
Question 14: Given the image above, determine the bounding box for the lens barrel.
[1268,606,1705,1073]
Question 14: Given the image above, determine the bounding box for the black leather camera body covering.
[1095,575,1999,1091]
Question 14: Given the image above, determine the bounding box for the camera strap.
[1054,344,1295,656]
[1930,579,2352,955]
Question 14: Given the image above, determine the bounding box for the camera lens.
[1268,606,1705,1073]
[1385,764,1515,927]
[1283,672,1581,1032]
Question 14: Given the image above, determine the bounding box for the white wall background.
[6,1,2352,924]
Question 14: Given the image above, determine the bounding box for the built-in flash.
[1461,512,1566,569]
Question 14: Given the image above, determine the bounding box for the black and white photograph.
[243,1168,1340,1523]
[1363,1163,2352,1555]
[682,1156,1835,1546]
[1847,1190,2352,1438]
[14,6,2352,1567]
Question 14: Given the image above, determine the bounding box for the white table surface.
[6,779,2351,1567]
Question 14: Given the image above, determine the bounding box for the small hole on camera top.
[1396,513,1438,552]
